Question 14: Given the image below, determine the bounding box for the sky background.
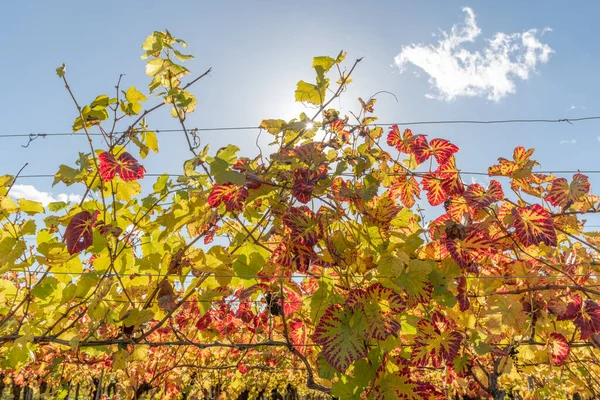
[1,0,599,225]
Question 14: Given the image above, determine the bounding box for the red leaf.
[363,195,401,227]
[64,211,98,255]
[415,138,459,166]
[411,312,463,367]
[282,206,320,247]
[456,276,470,312]
[292,167,326,204]
[438,157,464,196]
[98,152,119,181]
[289,318,308,355]
[117,152,146,181]
[511,204,557,247]
[431,139,459,164]
[444,228,493,272]
[283,289,302,316]
[386,126,422,154]
[422,173,447,206]
[208,184,248,212]
[293,142,326,166]
[464,180,504,208]
[195,312,212,331]
[237,362,249,374]
[567,298,600,340]
[389,174,420,208]
[545,173,590,208]
[98,151,145,182]
[549,332,570,365]
[411,136,431,164]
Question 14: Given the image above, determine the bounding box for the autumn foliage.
[0,30,599,399]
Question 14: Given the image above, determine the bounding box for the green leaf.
[90,95,112,108]
[125,86,147,104]
[0,238,26,273]
[122,308,154,329]
[1,196,19,213]
[141,32,164,59]
[172,48,194,61]
[31,276,60,300]
[55,63,66,78]
[312,304,368,372]
[232,242,268,279]
[295,80,325,105]
[18,198,45,215]
[153,174,169,193]
[209,145,244,185]
[21,220,36,236]
[146,59,164,76]
[48,201,69,212]
[259,119,287,135]
[312,56,336,73]
[316,353,337,380]
[395,259,433,306]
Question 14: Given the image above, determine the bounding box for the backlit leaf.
[464,180,504,208]
[549,332,570,365]
[421,173,447,206]
[64,211,97,255]
[313,304,368,372]
[345,283,405,340]
[512,204,557,247]
[411,312,463,367]
[208,184,248,212]
[545,173,590,208]
[389,174,420,208]
[98,151,146,182]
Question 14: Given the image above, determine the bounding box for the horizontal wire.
[9,169,600,181]
[1,115,599,138]
[3,269,600,280]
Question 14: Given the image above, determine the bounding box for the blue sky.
[1,0,599,224]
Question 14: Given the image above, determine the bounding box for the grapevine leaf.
[313,304,368,372]
[464,180,504,208]
[412,138,458,166]
[98,151,146,182]
[389,174,420,208]
[207,184,248,212]
[396,259,433,306]
[545,173,590,208]
[511,204,557,247]
[411,312,463,367]
[421,173,447,206]
[345,283,406,340]
[386,126,422,155]
[549,332,570,365]
[64,211,97,255]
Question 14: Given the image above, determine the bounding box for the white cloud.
[559,139,576,144]
[566,104,588,112]
[394,7,553,101]
[10,184,81,206]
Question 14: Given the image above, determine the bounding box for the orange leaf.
[422,173,447,206]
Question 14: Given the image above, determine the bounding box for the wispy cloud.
[394,7,553,101]
[10,184,81,206]
[566,104,588,112]
[559,139,576,144]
